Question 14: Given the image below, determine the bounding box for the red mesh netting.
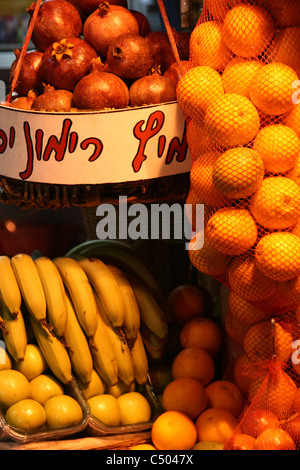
[177,0,300,450]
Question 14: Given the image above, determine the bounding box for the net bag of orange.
[177,0,300,318]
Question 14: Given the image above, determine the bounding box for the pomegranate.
[27,0,83,52]
[164,60,190,87]
[130,10,152,37]
[106,33,153,80]
[83,2,139,58]
[129,68,177,107]
[145,31,177,73]
[73,71,129,110]
[9,90,38,110]
[72,0,128,15]
[10,49,43,96]
[31,85,73,111]
[40,38,98,91]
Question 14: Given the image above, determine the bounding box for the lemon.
[44,395,83,429]
[30,374,64,406]
[88,394,121,426]
[14,344,48,381]
[78,369,105,400]
[106,380,134,398]
[0,369,31,411]
[117,392,152,425]
[5,398,46,433]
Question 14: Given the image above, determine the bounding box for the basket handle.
[6,0,43,103]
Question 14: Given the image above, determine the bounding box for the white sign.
[0,102,191,185]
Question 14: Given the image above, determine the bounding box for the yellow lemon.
[44,395,83,429]
[88,394,121,426]
[30,373,64,406]
[0,369,31,411]
[117,392,152,425]
[14,344,47,381]
[5,398,46,433]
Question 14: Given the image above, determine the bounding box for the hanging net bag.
[176,0,300,450]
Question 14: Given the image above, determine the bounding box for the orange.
[195,408,238,443]
[270,27,300,78]
[151,410,198,450]
[179,317,222,357]
[130,444,156,450]
[285,103,300,140]
[248,366,297,420]
[189,21,233,72]
[261,0,300,28]
[204,93,260,148]
[171,347,215,386]
[176,66,224,123]
[227,291,268,326]
[188,238,230,277]
[225,306,250,347]
[243,319,294,364]
[276,275,300,310]
[212,147,264,199]
[233,353,254,395]
[204,0,243,21]
[253,124,300,173]
[289,153,300,186]
[190,151,228,206]
[249,62,299,116]
[186,119,213,157]
[222,57,264,99]
[162,377,208,421]
[255,231,300,281]
[167,284,206,326]
[205,207,258,256]
[227,257,277,303]
[222,4,274,59]
[205,380,244,418]
[250,176,300,230]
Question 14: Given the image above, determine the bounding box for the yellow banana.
[140,322,166,362]
[29,316,72,385]
[130,330,149,386]
[0,255,22,317]
[0,303,27,363]
[107,264,140,346]
[53,257,98,338]
[88,298,119,387]
[129,276,168,341]
[94,293,134,387]
[64,294,93,386]
[34,256,68,337]
[66,239,162,299]
[11,253,47,323]
[74,256,125,332]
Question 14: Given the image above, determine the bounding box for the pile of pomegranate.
[7,0,190,112]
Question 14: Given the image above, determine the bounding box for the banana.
[0,303,27,363]
[63,293,93,385]
[53,257,98,338]
[0,255,22,317]
[129,276,168,341]
[130,330,149,386]
[140,322,166,362]
[11,253,47,323]
[106,264,140,346]
[94,293,135,387]
[74,256,125,331]
[65,240,162,299]
[89,295,119,387]
[29,316,72,385]
[34,256,68,338]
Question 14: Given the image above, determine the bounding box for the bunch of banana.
[0,301,27,363]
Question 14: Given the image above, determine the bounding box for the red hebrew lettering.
[20,121,34,180]
[9,127,15,148]
[165,121,188,165]
[0,129,7,153]
[81,137,103,162]
[132,110,165,172]
[43,118,72,161]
